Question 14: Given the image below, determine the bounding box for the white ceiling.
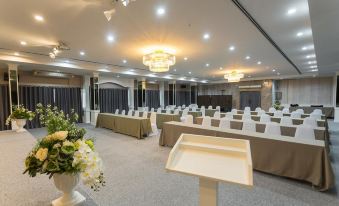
[0,0,335,82]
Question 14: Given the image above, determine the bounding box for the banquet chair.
[192,107,197,112]
[268,107,276,113]
[225,112,233,119]
[213,111,221,119]
[295,125,315,140]
[231,109,238,114]
[280,116,293,126]
[257,110,265,116]
[242,114,252,121]
[313,109,322,115]
[174,109,180,115]
[201,105,205,110]
[115,109,119,115]
[208,105,213,109]
[142,111,148,118]
[180,109,189,122]
[310,113,322,120]
[260,114,271,123]
[200,108,206,117]
[282,108,290,114]
[149,112,158,136]
[184,115,194,124]
[296,109,304,114]
[242,120,256,132]
[177,106,182,110]
[264,122,281,135]
[216,106,221,111]
[144,107,149,112]
[244,107,251,113]
[274,110,283,118]
[219,118,231,129]
[166,109,171,114]
[127,110,133,116]
[157,108,162,113]
[134,111,140,117]
[150,108,155,112]
[121,110,126,115]
[182,105,186,109]
[202,116,211,127]
[243,110,251,115]
[255,107,261,112]
[290,111,301,119]
[303,117,317,128]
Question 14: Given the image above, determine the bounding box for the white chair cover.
[310,113,321,120]
[225,112,233,119]
[200,108,206,117]
[174,109,179,115]
[242,120,256,132]
[255,107,261,112]
[274,111,283,118]
[264,122,281,135]
[115,109,119,115]
[290,111,301,119]
[201,116,211,127]
[156,108,162,113]
[313,109,322,115]
[295,125,315,140]
[149,112,158,136]
[268,107,276,113]
[121,110,126,115]
[296,109,304,114]
[166,109,171,114]
[142,111,148,118]
[257,110,265,116]
[244,107,251,112]
[201,106,205,110]
[213,111,221,119]
[177,106,182,110]
[280,116,293,126]
[216,106,220,111]
[303,117,317,128]
[219,118,231,129]
[208,105,213,109]
[127,110,133,116]
[150,108,155,112]
[192,107,197,112]
[144,107,149,112]
[134,111,140,117]
[184,115,194,124]
[242,114,252,121]
[243,110,251,115]
[231,109,237,114]
[282,108,290,114]
[260,114,271,123]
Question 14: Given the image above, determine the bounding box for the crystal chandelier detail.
[224,71,244,82]
[143,50,176,73]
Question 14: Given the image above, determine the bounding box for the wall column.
[334,72,339,122]
[159,81,165,109]
[7,63,19,111]
[82,75,91,123]
[90,72,100,125]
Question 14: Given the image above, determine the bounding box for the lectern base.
[199,178,218,206]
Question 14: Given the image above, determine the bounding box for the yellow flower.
[35,148,48,162]
[53,131,68,141]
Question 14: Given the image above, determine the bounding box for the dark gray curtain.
[19,86,54,129]
[176,91,190,106]
[240,91,261,110]
[54,87,83,123]
[146,90,160,109]
[99,88,128,113]
[0,85,10,131]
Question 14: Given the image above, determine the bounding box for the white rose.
[35,148,48,162]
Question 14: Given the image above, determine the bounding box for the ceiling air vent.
[33,70,74,79]
[238,85,262,89]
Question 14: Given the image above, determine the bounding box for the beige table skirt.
[156,113,181,129]
[96,113,152,139]
[289,107,334,118]
[159,122,334,191]
[205,109,218,117]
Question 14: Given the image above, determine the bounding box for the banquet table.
[204,109,218,117]
[159,121,334,191]
[156,113,181,129]
[236,110,326,120]
[96,113,152,139]
[289,106,334,118]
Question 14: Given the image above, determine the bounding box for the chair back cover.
[260,114,271,123]
[257,110,265,116]
[219,118,231,129]
[201,108,206,117]
[177,106,182,110]
[280,116,293,126]
[150,108,155,112]
[201,106,205,110]
[127,110,133,116]
[121,110,126,115]
[274,110,283,118]
[134,111,140,117]
[310,113,322,120]
[313,109,322,115]
[225,112,233,119]
[166,109,171,114]
[150,112,156,124]
[295,125,315,140]
[208,105,213,109]
[282,108,290,114]
[157,108,161,113]
[142,111,148,118]
[244,107,251,112]
[290,111,301,119]
[303,117,317,128]
[216,106,221,111]
[268,107,276,113]
[184,115,194,124]
[202,116,211,127]
[231,109,237,114]
[264,122,281,135]
[242,120,256,132]
[182,109,189,117]
[296,109,304,114]
[243,110,251,115]
[115,109,119,115]
[213,111,221,119]
[242,114,252,121]
[255,107,261,112]
[173,109,180,115]
[191,107,197,112]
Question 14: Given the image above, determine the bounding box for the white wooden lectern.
[166,134,253,206]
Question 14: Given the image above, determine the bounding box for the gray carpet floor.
[24,121,339,205]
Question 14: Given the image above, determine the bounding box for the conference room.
[0,0,338,205]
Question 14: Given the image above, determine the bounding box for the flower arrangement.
[273,100,282,110]
[24,104,105,191]
[5,105,35,125]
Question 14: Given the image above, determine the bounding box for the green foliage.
[6,105,35,125]
[273,100,282,110]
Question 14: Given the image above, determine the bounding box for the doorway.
[240,91,261,110]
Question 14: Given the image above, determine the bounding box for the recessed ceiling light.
[20,41,27,46]
[122,59,127,64]
[64,60,70,63]
[257,61,262,65]
[306,54,316,59]
[287,8,297,15]
[205,63,210,67]
[80,51,85,56]
[308,60,317,64]
[156,7,166,16]
[219,67,223,70]
[203,33,210,40]
[310,65,317,68]
[296,32,304,37]
[173,69,177,72]
[272,69,276,72]
[34,15,44,22]
[184,57,188,61]
[188,71,192,74]
[229,46,235,51]
[14,52,19,56]
[245,56,250,60]
[107,35,115,42]
[311,69,318,72]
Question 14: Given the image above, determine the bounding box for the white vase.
[52,173,86,206]
[14,119,26,133]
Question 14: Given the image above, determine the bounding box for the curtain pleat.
[146,90,160,109]
[176,91,190,106]
[0,85,11,131]
[54,87,83,123]
[99,88,128,113]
